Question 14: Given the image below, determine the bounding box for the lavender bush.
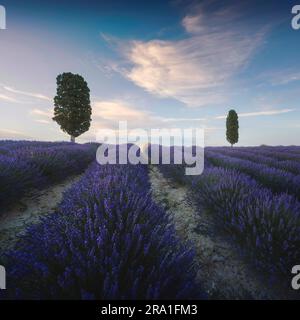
[234,146,300,162]
[158,147,300,281]
[191,167,300,275]
[212,147,300,175]
[205,150,300,199]
[0,155,43,207]
[3,163,203,300]
[0,142,97,211]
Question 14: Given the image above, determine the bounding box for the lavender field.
[0,141,300,299]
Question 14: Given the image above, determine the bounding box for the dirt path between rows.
[0,174,82,256]
[149,166,280,300]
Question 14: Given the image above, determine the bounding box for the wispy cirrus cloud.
[30,108,53,118]
[259,69,300,86]
[161,117,206,122]
[93,99,207,127]
[93,100,149,122]
[81,99,210,143]
[0,128,32,139]
[181,13,205,34]
[35,119,51,124]
[0,93,21,103]
[215,108,295,119]
[106,1,267,107]
[3,86,52,102]
[30,108,53,125]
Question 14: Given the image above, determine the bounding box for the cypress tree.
[226,109,239,147]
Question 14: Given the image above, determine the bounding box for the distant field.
[0,141,299,299]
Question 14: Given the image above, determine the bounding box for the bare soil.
[149,166,290,299]
[0,174,82,256]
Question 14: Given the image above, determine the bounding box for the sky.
[0,0,299,146]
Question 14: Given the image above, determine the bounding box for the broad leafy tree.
[53,73,91,142]
[226,109,239,147]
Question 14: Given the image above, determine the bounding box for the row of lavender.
[205,149,300,199]
[208,147,300,175]
[2,162,203,299]
[0,140,75,152]
[233,146,300,160]
[0,141,97,211]
[159,147,300,282]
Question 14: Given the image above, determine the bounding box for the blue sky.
[0,0,299,146]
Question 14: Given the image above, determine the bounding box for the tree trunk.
[70,135,75,143]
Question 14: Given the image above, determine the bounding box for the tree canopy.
[226,109,239,146]
[53,72,91,142]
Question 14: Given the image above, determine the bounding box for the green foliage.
[53,73,92,141]
[226,109,239,146]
